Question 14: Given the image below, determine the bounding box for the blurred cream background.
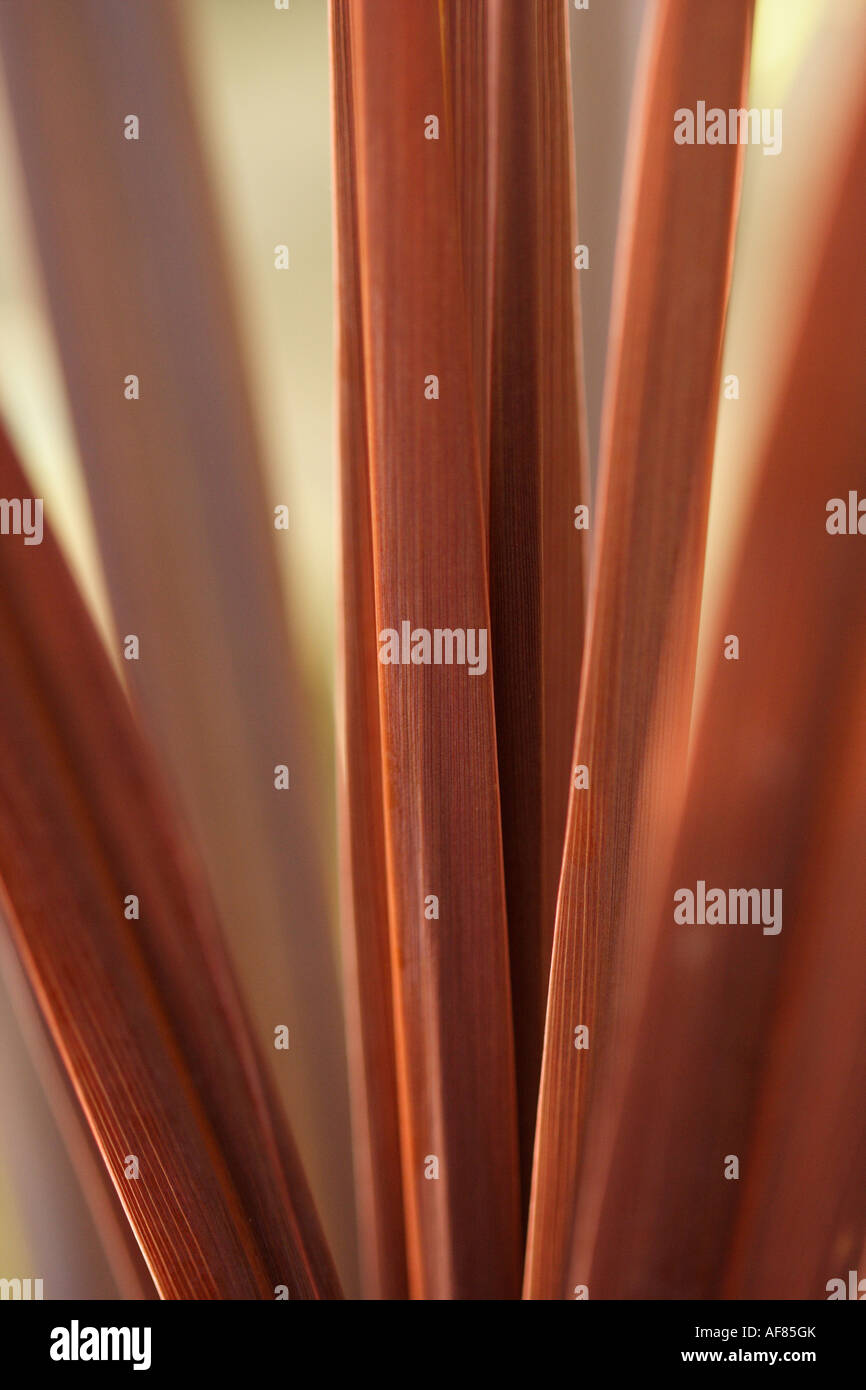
[697,0,866,710]
[0,0,861,1295]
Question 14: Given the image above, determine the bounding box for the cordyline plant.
[0,0,865,1301]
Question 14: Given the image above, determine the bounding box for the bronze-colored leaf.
[0,425,340,1298]
[582,80,866,1299]
[525,0,754,1298]
[331,0,408,1300]
[487,0,589,1201]
[0,0,356,1284]
[344,0,522,1298]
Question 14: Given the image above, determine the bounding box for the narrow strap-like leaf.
[0,0,355,1282]
[487,0,589,1202]
[331,0,408,1300]
[0,427,340,1298]
[584,83,866,1298]
[525,0,754,1298]
[347,0,521,1298]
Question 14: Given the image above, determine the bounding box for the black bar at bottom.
[1,1298,861,1376]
